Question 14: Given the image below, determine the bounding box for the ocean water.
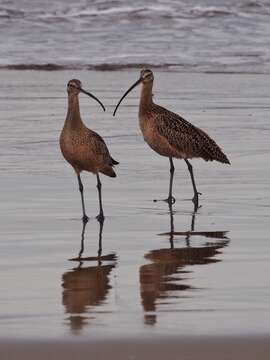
[1,0,270,72]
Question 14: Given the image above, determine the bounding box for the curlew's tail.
[197,128,230,165]
[202,144,230,164]
[111,157,119,166]
[101,166,117,178]
[218,151,230,165]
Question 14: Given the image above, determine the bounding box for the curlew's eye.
[142,71,152,79]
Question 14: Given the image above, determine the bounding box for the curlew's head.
[140,68,154,84]
[113,68,154,116]
[67,79,82,95]
[66,79,105,112]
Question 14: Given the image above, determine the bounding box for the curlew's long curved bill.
[80,88,106,112]
[113,78,142,116]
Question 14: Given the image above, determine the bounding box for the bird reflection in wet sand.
[62,220,117,334]
[140,203,229,325]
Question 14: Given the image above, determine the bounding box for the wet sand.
[0,70,270,356]
[2,336,270,360]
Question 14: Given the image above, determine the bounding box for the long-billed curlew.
[60,79,118,223]
[113,69,230,211]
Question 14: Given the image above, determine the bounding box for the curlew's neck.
[139,81,153,115]
[64,93,84,129]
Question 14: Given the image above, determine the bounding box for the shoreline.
[0,63,268,74]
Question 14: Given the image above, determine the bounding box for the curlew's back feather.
[153,104,230,164]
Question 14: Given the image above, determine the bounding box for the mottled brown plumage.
[113,69,230,210]
[141,103,230,164]
[60,79,118,222]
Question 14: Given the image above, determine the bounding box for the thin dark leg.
[77,174,89,223]
[96,173,104,222]
[153,157,176,204]
[167,157,176,204]
[184,159,201,212]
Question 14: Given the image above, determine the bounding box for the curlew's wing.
[154,104,230,164]
[88,130,118,166]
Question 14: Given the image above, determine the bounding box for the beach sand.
[0,69,269,357]
[2,336,270,360]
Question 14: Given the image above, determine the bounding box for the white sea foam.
[1,0,270,73]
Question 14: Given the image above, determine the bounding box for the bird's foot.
[153,196,176,205]
[96,213,104,223]
[165,196,176,205]
[82,215,89,223]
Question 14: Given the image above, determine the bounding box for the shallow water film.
[0,70,269,341]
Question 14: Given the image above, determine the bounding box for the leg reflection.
[78,220,87,260]
[168,201,174,249]
[71,217,107,262]
[168,201,198,248]
[62,220,116,334]
[140,203,229,325]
